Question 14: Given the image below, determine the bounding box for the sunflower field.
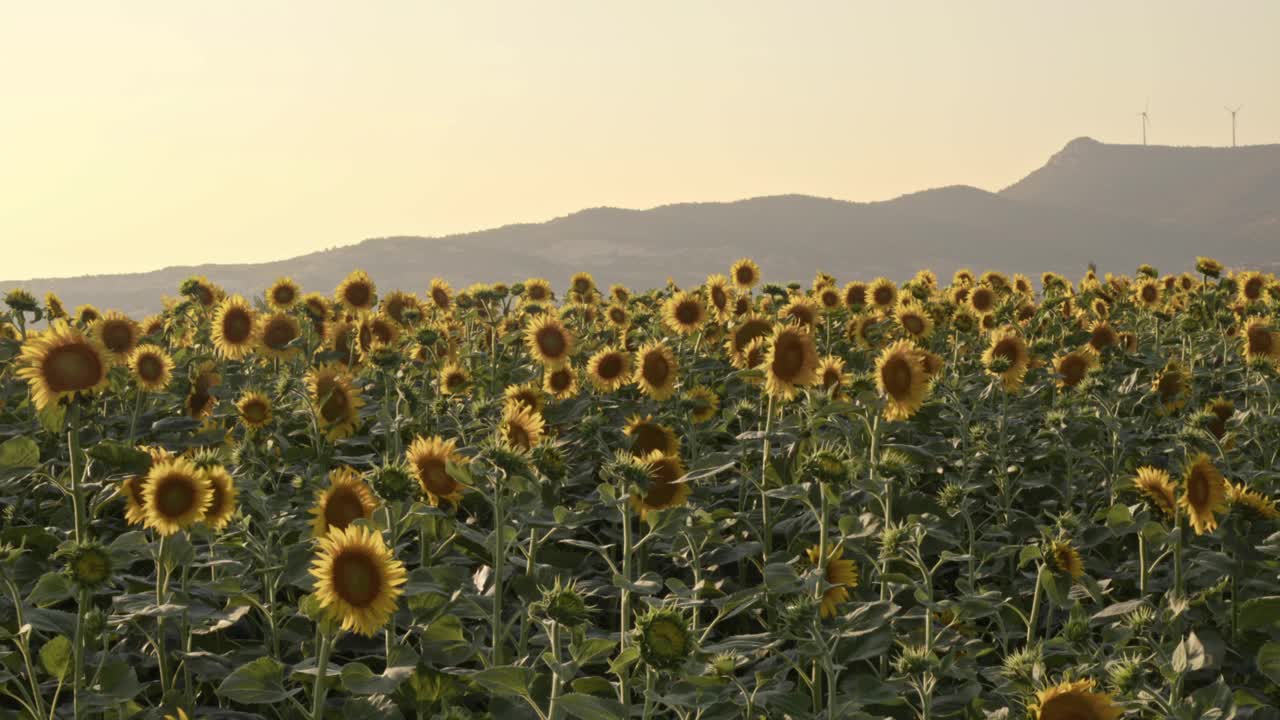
[1,257,1279,720]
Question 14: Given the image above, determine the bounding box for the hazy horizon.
[4,2,1278,280]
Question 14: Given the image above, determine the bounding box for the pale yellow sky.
[2,1,1277,280]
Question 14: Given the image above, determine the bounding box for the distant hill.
[4,138,1277,317]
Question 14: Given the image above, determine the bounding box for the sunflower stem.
[2,575,47,719]
[759,395,775,563]
[125,389,144,446]
[619,499,633,709]
[154,534,171,695]
[1026,563,1044,646]
[70,585,86,720]
[67,402,85,544]
[1138,533,1148,597]
[547,620,563,720]
[311,629,333,720]
[491,481,507,666]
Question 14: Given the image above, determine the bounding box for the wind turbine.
[1138,102,1150,145]
[1225,105,1242,147]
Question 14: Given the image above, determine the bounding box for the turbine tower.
[1226,105,1242,147]
[1138,103,1150,145]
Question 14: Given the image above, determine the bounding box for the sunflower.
[306,363,365,441]
[499,403,545,452]
[634,341,678,401]
[212,295,257,360]
[326,318,364,364]
[185,361,221,419]
[310,467,379,537]
[236,392,273,429]
[439,363,471,395]
[948,285,971,308]
[916,348,946,383]
[968,285,996,315]
[1130,466,1177,520]
[868,278,897,310]
[816,286,842,312]
[91,311,139,364]
[704,275,733,319]
[1226,482,1279,520]
[1242,316,1279,363]
[569,272,597,299]
[183,275,222,308]
[521,277,552,304]
[1083,319,1117,356]
[366,313,399,347]
[1195,256,1224,277]
[75,304,101,325]
[1152,361,1190,412]
[608,284,630,303]
[128,344,174,392]
[605,303,631,329]
[379,290,418,325]
[201,466,238,531]
[981,270,1009,291]
[335,270,376,312]
[1236,271,1269,304]
[851,313,884,349]
[724,316,773,367]
[503,383,545,414]
[587,347,632,392]
[311,524,407,637]
[875,340,929,421]
[406,435,468,507]
[1029,678,1120,720]
[525,315,574,367]
[763,326,819,399]
[685,386,720,424]
[16,321,110,411]
[730,258,761,291]
[1133,278,1162,308]
[543,364,578,400]
[895,301,933,340]
[777,297,819,328]
[302,292,330,321]
[630,450,690,519]
[266,277,301,310]
[983,327,1031,392]
[1012,273,1033,297]
[258,313,301,360]
[1052,350,1094,390]
[806,544,858,619]
[1180,454,1226,535]
[626,415,681,457]
[816,356,848,398]
[142,458,212,536]
[1205,397,1234,440]
[1048,540,1084,579]
[663,292,707,335]
[45,292,67,319]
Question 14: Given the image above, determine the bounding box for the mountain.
[4,138,1277,317]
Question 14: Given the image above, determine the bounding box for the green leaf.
[86,441,152,474]
[470,666,534,697]
[608,646,641,675]
[39,635,72,678]
[95,661,142,699]
[1239,596,1280,631]
[27,572,73,607]
[1017,545,1042,568]
[0,437,39,469]
[216,656,292,704]
[1256,643,1280,685]
[1105,503,1134,531]
[559,692,628,720]
[1091,599,1145,622]
[340,662,414,695]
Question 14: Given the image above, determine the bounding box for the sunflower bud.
[635,608,694,672]
[371,463,415,503]
[893,644,938,676]
[61,542,113,590]
[530,578,593,628]
[1107,655,1144,695]
[708,652,740,677]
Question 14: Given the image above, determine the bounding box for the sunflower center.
[372,321,394,344]
[597,354,624,379]
[263,319,297,349]
[675,301,701,326]
[873,287,893,306]
[319,381,349,423]
[1186,470,1210,506]
[711,287,727,310]
[432,288,449,308]
[445,371,467,391]
[971,290,992,312]
[771,336,805,381]
[101,322,134,353]
[1245,278,1263,299]
[42,343,104,392]
[136,354,164,382]
[1090,328,1116,350]
[242,400,268,423]
[902,315,925,335]
[823,368,840,389]
[573,278,591,294]
[1247,327,1273,354]
[344,283,372,308]
[630,424,670,456]
[548,369,572,393]
[155,475,197,518]
[735,267,754,285]
[846,287,866,306]
[529,287,548,301]
[536,327,567,359]
[881,356,914,398]
[642,352,671,386]
[74,552,109,583]
[324,487,368,530]
[609,308,627,324]
[417,458,457,496]
[1060,356,1086,385]
[222,310,253,344]
[992,338,1020,364]
[1158,373,1182,398]
[644,480,679,508]
[1142,286,1158,302]
[1040,693,1103,720]
[332,550,382,608]
[273,286,296,305]
[506,423,531,449]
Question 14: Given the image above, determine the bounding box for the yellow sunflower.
[626,415,681,457]
[609,284,631,303]
[839,281,867,310]
[499,403,545,452]
[1132,466,1177,520]
[1196,256,1224,277]
[201,466,238,531]
[1226,482,1279,520]
[685,386,720,424]
[1084,320,1118,355]
[968,285,996,315]
[142,458,212,536]
[128,344,174,392]
[310,524,407,637]
[663,291,707,335]
[75,304,101,325]
[875,339,929,421]
[406,435,468,507]
[778,297,819,327]
[983,327,1031,392]
[586,347,632,392]
[762,325,819,400]
[634,341,678,401]
[816,356,849,399]
[184,276,223,308]
[379,290,418,325]
[1133,278,1162,308]
[1242,316,1279,363]
[895,301,933,340]
[806,544,858,619]
[1180,454,1227,535]
[258,313,301,360]
[439,362,471,395]
[1048,540,1084,579]
[326,318,364,364]
[704,274,733,319]
[631,450,690,519]
[366,313,399,347]
[605,303,631,329]
[569,272,597,299]
[525,315,574,368]
[425,278,453,313]
[306,363,365,441]
[1205,397,1234,440]
[543,364,578,400]
[310,466,379,538]
[522,278,553,304]
[724,316,773,367]
[1028,678,1120,720]
[236,392,273,429]
[91,311,140,364]
[1152,361,1190,412]
[1236,271,1269,305]
[1052,350,1094,390]
[868,278,898,311]
[851,313,884,350]
[335,270,377,312]
[266,277,301,311]
[730,258,761,291]
[503,383,545,414]
[16,321,110,411]
[140,315,165,338]
[212,295,257,360]
[185,361,221,419]
[45,292,67,319]
[303,292,331,322]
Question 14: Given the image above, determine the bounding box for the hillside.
[3,138,1277,316]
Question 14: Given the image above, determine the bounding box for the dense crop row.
[0,257,1278,720]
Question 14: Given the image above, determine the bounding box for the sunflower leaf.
[559,692,628,720]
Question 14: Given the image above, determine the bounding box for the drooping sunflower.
[185,361,221,419]
[310,467,379,538]
[685,386,720,424]
[704,275,733,319]
[806,544,858,619]
[724,316,773,367]
[875,340,929,421]
[763,326,819,400]
[366,313,400,347]
[128,344,174,392]
[1028,678,1120,720]
[543,364,578,400]
[182,275,223,308]
[91,311,140,364]
[842,281,868,310]
[258,312,301,360]
[439,362,471,395]
[142,458,212,536]
[1132,466,1177,520]
[1242,316,1279,363]
[425,278,453,313]
[236,392,273,429]
[303,292,331,322]
[815,355,849,399]
[631,450,690,519]
[306,363,365,441]
[1196,256,1224,277]
[1180,453,1227,535]
[1205,397,1234,440]
[1226,482,1279,520]
[983,327,1031,392]
[868,278,898,311]
[895,301,933,340]
[266,277,301,310]
[1052,350,1094,390]
[310,524,407,637]
[201,466,239,531]
[16,321,110,411]
[634,341,678,401]
[851,313,884,349]
[45,292,67,319]
[730,258,761,291]
[325,318,364,364]
[335,270,376,312]
[499,403,545,452]
[212,295,257,360]
[406,435,468,507]
[586,347,632,392]
[663,291,707,335]
[1048,540,1084,579]
[503,383,545,414]
[626,415,681,457]
[525,315,574,367]
[379,290,418,325]
[1152,360,1190,412]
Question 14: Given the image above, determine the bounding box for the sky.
[2,1,1277,280]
